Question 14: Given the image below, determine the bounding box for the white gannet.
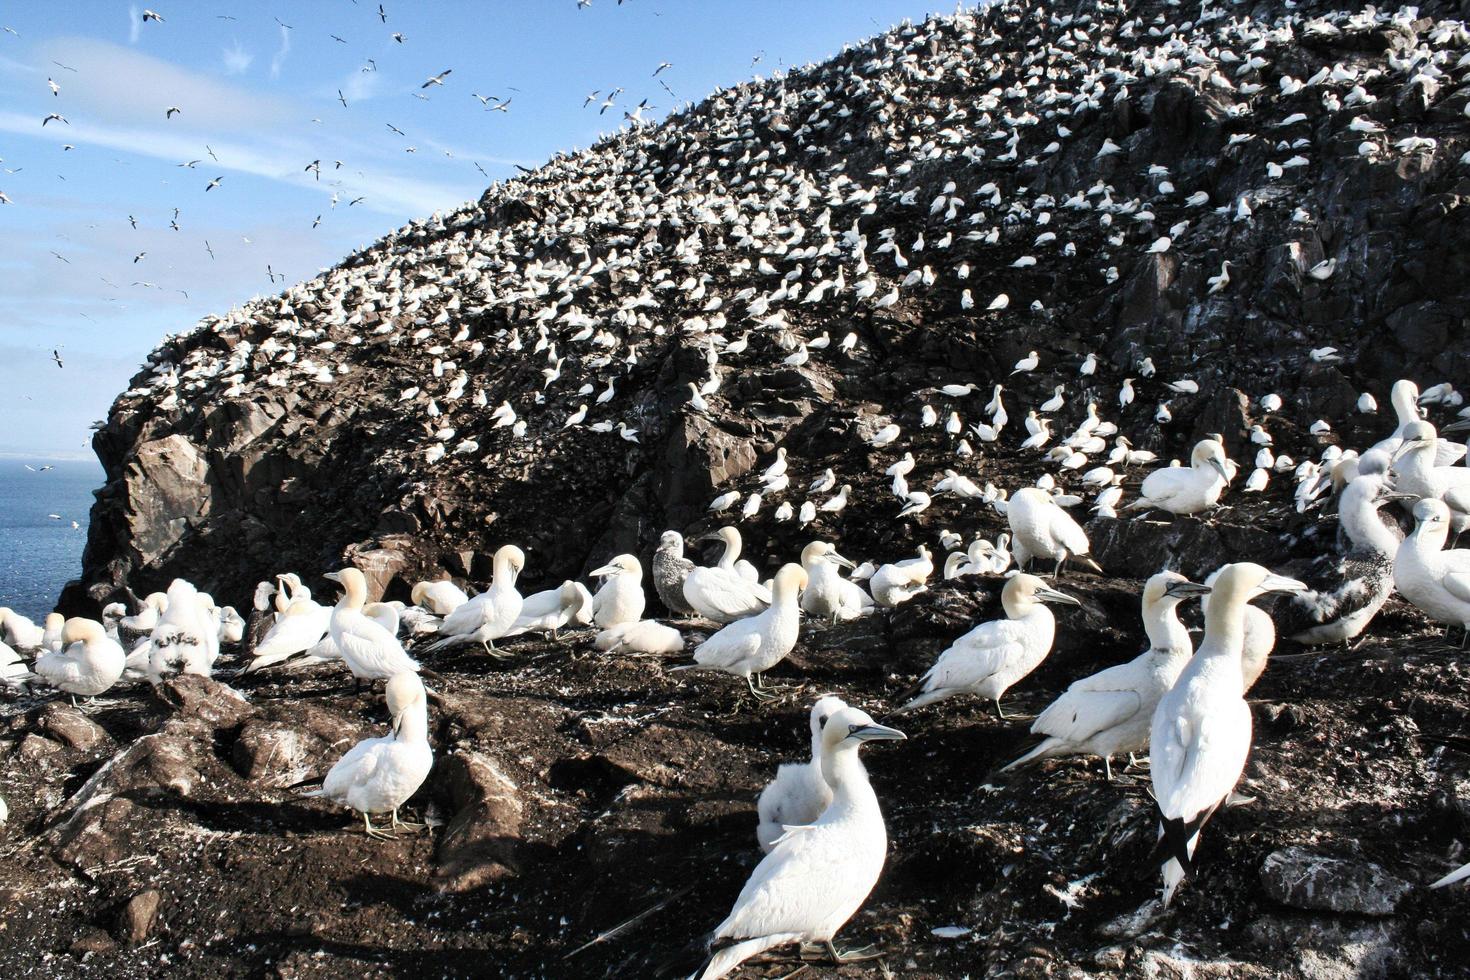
[1151,563,1306,907]
[1127,439,1231,515]
[591,554,646,628]
[118,592,167,643]
[1391,421,1470,537]
[426,544,526,654]
[148,579,218,682]
[755,695,849,853]
[1004,572,1210,779]
[1,638,26,689]
[304,671,433,839]
[324,568,422,682]
[683,528,772,623]
[1277,471,1411,646]
[799,542,874,623]
[1007,487,1103,576]
[1394,499,1470,640]
[1200,565,1287,694]
[33,617,127,702]
[594,619,684,655]
[696,705,904,979]
[676,564,806,700]
[869,546,932,608]
[0,607,45,651]
[411,579,469,616]
[244,597,333,672]
[508,580,593,638]
[652,530,698,616]
[40,613,64,653]
[897,573,1080,717]
[1370,379,1467,467]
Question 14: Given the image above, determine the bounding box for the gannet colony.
[4,0,1470,975]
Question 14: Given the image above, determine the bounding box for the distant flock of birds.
[4,374,1469,976]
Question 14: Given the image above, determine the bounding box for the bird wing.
[1032,663,1145,743]
[1442,480,1470,516]
[1138,467,1189,506]
[693,622,763,670]
[33,648,84,688]
[252,608,329,659]
[1048,507,1092,555]
[321,735,390,801]
[437,593,488,636]
[686,568,771,619]
[1153,696,1251,823]
[923,620,1027,691]
[1443,572,1470,605]
[715,823,852,940]
[337,615,418,673]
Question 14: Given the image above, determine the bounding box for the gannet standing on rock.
[32,618,126,702]
[799,542,874,622]
[1150,563,1306,907]
[675,564,806,700]
[1201,565,1288,694]
[508,581,593,638]
[303,671,433,839]
[426,545,525,654]
[1004,572,1210,779]
[869,546,932,608]
[896,574,1079,718]
[1007,487,1103,576]
[590,555,646,627]
[652,530,698,616]
[1391,421,1470,538]
[683,528,772,623]
[1394,499,1470,641]
[411,579,469,616]
[1127,439,1231,515]
[755,695,849,852]
[1370,379,1467,467]
[325,568,421,682]
[695,705,904,979]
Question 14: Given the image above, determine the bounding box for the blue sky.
[0,0,945,460]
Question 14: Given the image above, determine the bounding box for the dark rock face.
[1260,847,1413,916]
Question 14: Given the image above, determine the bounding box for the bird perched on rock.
[1004,572,1210,779]
[590,554,646,628]
[148,578,219,682]
[1127,439,1232,515]
[508,580,592,638]
[411,579,469,616]
[33,617,126,702]
[675,564,806,700]
[755,694,848,852]
[652,530,698,616]
[869,546,932,608]
[897,573,1079,718]
[426,545,525,654]
[324,568,421,683]
[594,619,684,655]
[1007,487,1103,576]
[683,529,771,623]
[799,541,873,622]
[1394,499,1470,642]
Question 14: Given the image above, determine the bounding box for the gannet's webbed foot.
[994,699,1008,721]
[363,812,397,840]
[390,808,425,832]
[745,676,777,701]
[820,940,884,964]
[1225,791,1256,808]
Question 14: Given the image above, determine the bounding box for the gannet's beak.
[830,552,856,569]
[1165,580,1212,599]
[1442,417,1470,434]
[323,571,343,583]
[848,722,906,742]
[1377,490,1418,503]
[1260,573,1309,594]
[1391,438,1429,463]
[391,712,404,737]
[589,564,619,577]
[1210,457,1231,481]
[1036,585,1082,606]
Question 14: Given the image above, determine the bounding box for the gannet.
[594,619,684,655]
[324,568,421,682]
[304,672,433,839]
[683,530,772,624]
[508,580,593,637]
[897,573,1080,717]
[1277,471,1410,646]
[1371,379,1467,467]
[148,579,218,682]
[708,525,761,582]
[1127,439,1231,515]
[652,530,698,616]
[676,564,806,700]
[40,613,64,653]
[1007,487,1103,576]
[2,638,29,689]
[1151,563,1306,906]
[244,597,333,672]
[1394,499,1470,640]
[800,542,874,623]
[1004,572,1210,779]
[591,554,646,628]
[33,618,126,702]
[426,544,526,654]
[869,546,932,608]
[0,607,45,651]
[1391,421,1470,537]
[118,592,167,642]
[411,579,469,616]
[755,695,849,852]
[696,705,904,980]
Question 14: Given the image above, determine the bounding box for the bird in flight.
[0,191,11,205]
[47,77,58,95]
[52,350,64,368]
[330,34,347,44]
[472,92,498,106]
[133,251,146,263]
[204,240,215,259]
[422,68,452,88]
[391,32,405,43]
[205,175,223,191]
[42,113,67,126]
[337,89,347,107]
[305,159,321,181]
[128,215,137,228]
[178,159,200,168]
[488,97,512,113]
[386,122,406,136]
[141,9,165,23]
[165,106,181,119]
[653,61,673,76]
[378,4,387,22]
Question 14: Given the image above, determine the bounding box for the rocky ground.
[4,498,1470,978]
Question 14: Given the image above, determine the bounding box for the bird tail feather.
[696,933,803,980]
[999,736,1061,773]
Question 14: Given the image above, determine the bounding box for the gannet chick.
[33,618,126,702]
[897,574,1080,718]
[869,546,932,608]
[683,528,772,623]
[594,619,684,655]
[508,580,592,638]
[591,554,646,628]
[0,607,45,651]
[1394,499,1470,640]
[800,542,874,622]
[676,564,806,700]
[755,695,849,853]
[426,545,526,654]
[411,579,469,616]
[1004,572,1210,779]
[1151,563,1306,907]
[148,579,217,683]
[1127,439,1231,515]
[1277,472,1410,646]
[324,568,421,682]
[1007,487,1103,576]
[696,705,904,979]
[652,530,698,616]
[304,671,433,839]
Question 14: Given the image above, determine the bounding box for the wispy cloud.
[221,41,253,76]
[269,24,290,79]
[127,5,141,45]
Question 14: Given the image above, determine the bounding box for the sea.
[0,459,102,622]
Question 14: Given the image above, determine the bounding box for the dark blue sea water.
[0,459,101,622]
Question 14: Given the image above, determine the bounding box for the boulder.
[1259,847,1413,916]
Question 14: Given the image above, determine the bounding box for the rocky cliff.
[7,0,1470,975]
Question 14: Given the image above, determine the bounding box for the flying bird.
[205,176,223,191]
[141,9,165,22]
[422,68,453,88]
[47,77,58,96]
[165,106,181,118]
[653,62,673,76]
[51,350,63,368]
[42,113,67,126]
